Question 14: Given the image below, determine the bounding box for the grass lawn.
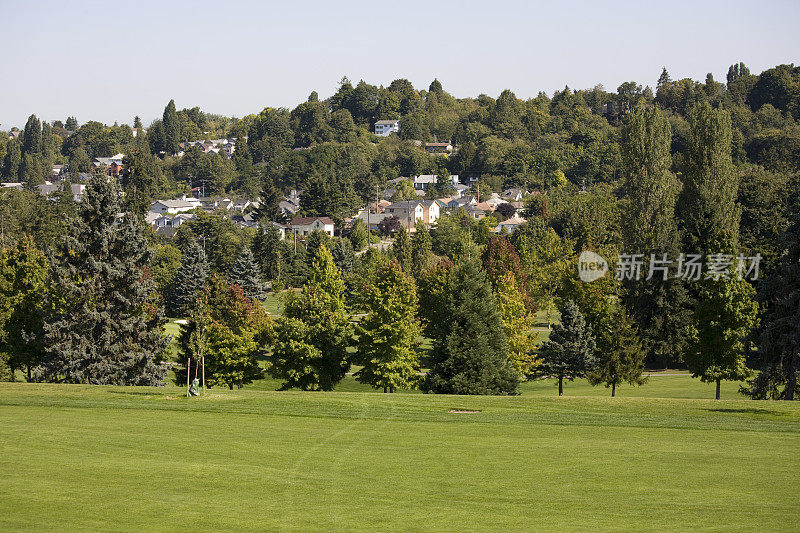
[1,380,798,531]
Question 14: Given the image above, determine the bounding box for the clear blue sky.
[1,0,798,129]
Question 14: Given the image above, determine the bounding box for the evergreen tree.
[349,218,368,252]
[392,225,412,273]
[2,139,21,179]
[331,238,354,273]
[353,261,421,392]
[305,229,331,266]
[747,220,800,400]
[587,307,645,396]
[133,116,143,130]
[411,222,433,277]
[421,261,519,395]
[36,175,168,385]
[169,235,209,316]
[252,177,283,223]
[162,99,181,155]
[121,150,166,217]
[21,114,42,156]
[686,275,758,399]
[252,223,282,281]
[536,300,596,396]
[64,116,78,131]
[270,245,352,390]
[229,247,265,301]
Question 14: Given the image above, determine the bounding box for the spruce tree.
[36,175,168,385]
[331,238,354,273]
[353,262,421,392]
[537,300,596,396]
[411,222,433,277]
[229,247,265,301]
[421,261,519,395]
[169,235,209,317]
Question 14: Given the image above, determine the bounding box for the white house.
[386,201,424,230]
[374,119,400,136]
[419,200,440,225]
[496,215,526,234]
[290,216,335,237]
[150,198,198,215]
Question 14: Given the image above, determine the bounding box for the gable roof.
[291,216,334,226]
[375,119,400,125]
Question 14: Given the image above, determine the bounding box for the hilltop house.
[374,119,400,136]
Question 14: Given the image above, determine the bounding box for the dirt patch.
[449,409,482,414]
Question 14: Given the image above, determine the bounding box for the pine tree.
[305,229,331,266]
[21,115,42,156]
[252,177,283,223]
[747,220,800,400]
[421,261,519,395]
[537,300,596,396]
[36,175,168,385]
[229,247,265,300]
[686,276,758,399]
[354,262,421,392]
[270,245,352,390]
[392,225,412,273]
[169,236,209,317]
[587,307,645,396]
[64,116,78,131]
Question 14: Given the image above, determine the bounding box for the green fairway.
[1,382,797,531]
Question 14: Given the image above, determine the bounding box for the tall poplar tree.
[36,175,168,385]
[162,99,181,155]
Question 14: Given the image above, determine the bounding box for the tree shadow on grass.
[706,408,784,416]
[105,390,157,396]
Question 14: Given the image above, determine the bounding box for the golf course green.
[1,377,798,531]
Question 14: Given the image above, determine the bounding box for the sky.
[1,0,799,129]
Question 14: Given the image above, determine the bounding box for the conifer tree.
[537,300,596,396]
[353,262,421,392]
[587,307,645,396]
[169,235,209,316]
[252,177,283,223]
[162,99,181,155]
[64,116,78,131]
[421,261,519,395]
[229,247,265,300]
[252,223,282,282]
[305,229,331,266]
[349,218,368,251]
[270,245,352,390]
[36,175,168,385]
[747,220,800,400]
[21,114,42,156]
[411,222,433,277]
[331,238,354,273]
[392,225,412,273]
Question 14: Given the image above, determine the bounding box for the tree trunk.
[558,376,563,396]
[611,382,616,397]
[786,366,796,401]
[26,365,32,382]
[715,378,721,400]
[383,385,387,393]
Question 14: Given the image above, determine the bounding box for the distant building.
[374,119,400,136]
[424,141,454,154]
[150,198,198,215]
[290,216,335,237]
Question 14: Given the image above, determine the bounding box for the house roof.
[375,119,400,125]
[291,216,334,226]
[500,216,526,226]
[387,200,422,210]
[154,199,196,209]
